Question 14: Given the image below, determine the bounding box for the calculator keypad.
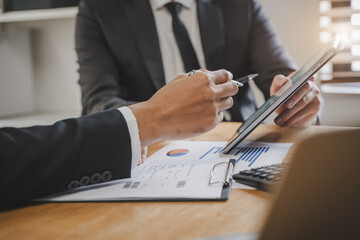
[232,164,287,192]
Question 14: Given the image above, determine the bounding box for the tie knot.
[165,2,182,16]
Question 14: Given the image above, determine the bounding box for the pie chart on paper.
[166,149,189,157]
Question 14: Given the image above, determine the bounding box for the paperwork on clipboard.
[149,141,293,189]
[40,156,234,202]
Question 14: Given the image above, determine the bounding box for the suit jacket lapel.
[124,0,165,91]
[197,0,226,70]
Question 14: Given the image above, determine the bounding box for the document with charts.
[149,140,293,189]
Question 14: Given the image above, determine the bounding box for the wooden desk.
[0,123,350,240]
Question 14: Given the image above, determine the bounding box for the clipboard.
[37,159,236,202]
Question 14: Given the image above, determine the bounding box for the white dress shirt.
[149,0,206,83]
[150,0,232,120]
[118,107,141,170]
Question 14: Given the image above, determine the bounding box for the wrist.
[128,101,161,148]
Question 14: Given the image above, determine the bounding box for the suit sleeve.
[76,0,137,115]
[0,109,132,209]
[248,0,298,100]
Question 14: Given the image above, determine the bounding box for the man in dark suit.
[76,0,321,128]
[0,69,237,209]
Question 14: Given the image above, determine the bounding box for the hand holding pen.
[187,70,258,88]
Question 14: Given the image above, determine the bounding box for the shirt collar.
[149,0,194,11]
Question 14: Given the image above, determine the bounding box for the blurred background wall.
[0,0,359,127]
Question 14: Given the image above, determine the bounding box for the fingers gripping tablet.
[223,35,344,154]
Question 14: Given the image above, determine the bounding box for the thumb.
[270,75,291,96]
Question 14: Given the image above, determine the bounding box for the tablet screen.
[223,35,344,154]
[236,81,292,134]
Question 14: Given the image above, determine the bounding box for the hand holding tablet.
[223,35,344,154]
[271,73,320,127]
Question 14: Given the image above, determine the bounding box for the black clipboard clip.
[209,159,236,187]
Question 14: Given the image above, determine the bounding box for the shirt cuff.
[117,107,141,169]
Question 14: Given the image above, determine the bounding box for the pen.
[232,74,259,87]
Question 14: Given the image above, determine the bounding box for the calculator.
[232,164,287,192]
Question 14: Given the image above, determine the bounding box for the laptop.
[200,129,360,240]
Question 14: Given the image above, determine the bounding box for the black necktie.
[165,2,200,72]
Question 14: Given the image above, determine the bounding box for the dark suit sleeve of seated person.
[76,0,151,116]
[0,109,132,209]
[245,0,298,99]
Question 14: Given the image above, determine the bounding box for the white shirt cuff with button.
[117,107,142,169]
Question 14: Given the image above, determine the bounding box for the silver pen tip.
[248,73,259,80]
[234,81,244,87]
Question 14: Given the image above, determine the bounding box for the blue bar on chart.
[199,146,224,159]
[231,147,244,156]
[199,147,215,159]
[236,146,270,167]
[214,147,223,154]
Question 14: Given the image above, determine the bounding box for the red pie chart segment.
[166,149,189,157]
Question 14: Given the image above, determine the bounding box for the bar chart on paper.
[148,141,293,189]
[195,141,292,171]
[198,145,271,167]
[152,141,292,170]
[231,146,270,167]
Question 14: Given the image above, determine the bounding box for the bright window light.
[351,60,360,71]
[352,0,360,10]
[352,45,360,56]
[351,14,360,26]
[320,16,332,27]
[320,31,332,43]
[319,1,331,13]
[352,30,360,40]
[320,74,333,81]
[320,63,333,74]
[340,33,350,45]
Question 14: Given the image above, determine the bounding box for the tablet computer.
[222,35,344,154]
